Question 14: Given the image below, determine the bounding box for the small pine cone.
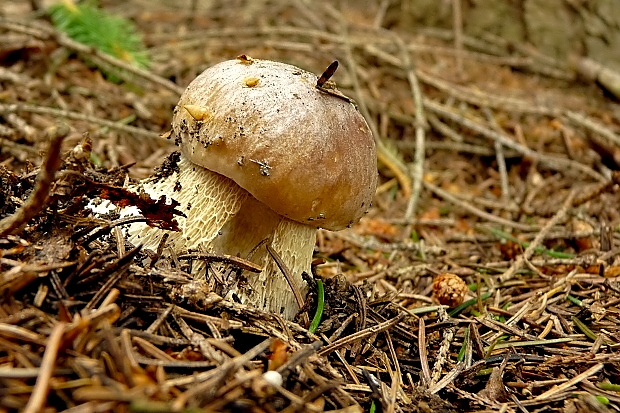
[432,272,468,307]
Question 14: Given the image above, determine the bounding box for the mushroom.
[127,56,377,320]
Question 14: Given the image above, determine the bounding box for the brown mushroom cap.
[173,57,377,230]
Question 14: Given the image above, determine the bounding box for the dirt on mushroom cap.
[174,57,378,231]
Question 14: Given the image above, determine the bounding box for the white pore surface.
[125,157,247,253]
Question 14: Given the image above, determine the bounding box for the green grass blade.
[309,279,324,334]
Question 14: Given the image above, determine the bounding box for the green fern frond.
[49,0,150,70]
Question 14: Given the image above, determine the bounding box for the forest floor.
[1,1,620,412]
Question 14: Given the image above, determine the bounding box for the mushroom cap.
[173,57,377,230]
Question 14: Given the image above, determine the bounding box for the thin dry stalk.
[418,317,431,386]
[0,125,67,236]
[23,322,66,413]
[499,191,576,283]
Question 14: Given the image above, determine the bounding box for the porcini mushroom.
[127,57,377,320]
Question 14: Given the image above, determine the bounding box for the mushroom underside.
[125,156,315,319]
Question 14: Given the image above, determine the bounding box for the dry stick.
[572,56,620,100]
[149,25,352,52]
[169,338,272,409]
[0,367,70,379]
[418,70,560,116]
[373,0,390,28]
[0,323,45,344]
[478,30,569,72]
[565,110,620,149]
[427,113,464,142]
[423,181,538,231]
[337,18,412,199]
[276,341,322,374]
[271,382,308,410]
[428,362,465,395]
[317,314,405,357]
[290,1,327,31]
[178,252,262,273]
[362,44,605,182]
[155,24,537,72]
[385,330,411,405]
[120,329,140,372]
[484,108,510,203]
[166,337,272,388]
[382,351,397,413]
[452,0,464,75]
[598,246,620,264]
[113,226,125,258]
[0,103,160,140]
[498,190,576,283]
[534,363,604,401]
[173,305,243,330]
[0,19,184,96]
[449,228,597,246]
[265,244,309,326]
[99,287,120,308]
[478,316,538,342]
[364,44,561,117]
[418,318,432,386]
[132,336,177,362]
[84,246,141,310]
[423,99,605,182]
[23,322,66,413]
[319,333,359,385]
[574,171,620,208]
[495,141,510,201]
[420,26,572,80]
[152,22,537,70]
[454,191,521,214]
[5,112,36,140]
[0,66,38,85]
[0,138,40,162]
[424,99,527,154]
[408,43,533,67]
[57,34,183,95]
[0,125,67,237]
[173,311,226,364]
[145,304,174,335]
[392,34,427,221]
[462,326,473,368]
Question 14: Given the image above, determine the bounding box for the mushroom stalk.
[225,213,315,319]
[127,156,313,319]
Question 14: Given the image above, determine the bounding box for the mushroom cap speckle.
[173,57,377,230]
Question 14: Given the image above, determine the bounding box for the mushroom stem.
[127,155,314,319]
[227,215,315,320]
[264,219,315,316]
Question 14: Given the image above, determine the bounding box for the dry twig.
[0,124,67,236]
